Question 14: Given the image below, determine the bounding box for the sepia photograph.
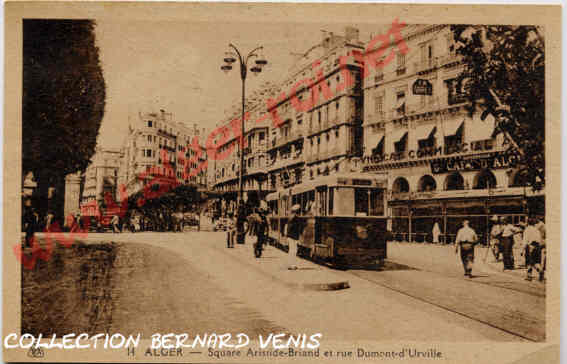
[3,2,562,363]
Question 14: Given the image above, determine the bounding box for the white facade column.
[64,172,82,220]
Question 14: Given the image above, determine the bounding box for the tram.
[266,173,389,268]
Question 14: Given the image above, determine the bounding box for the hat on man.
[490,215,499,222]
[291,204,300,212]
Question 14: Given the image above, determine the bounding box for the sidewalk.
[387,241,545,288]
[216,236,350,291]
[29,231,351,292]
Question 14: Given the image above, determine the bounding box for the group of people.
[226,200,303,270]
[455,216,546,281]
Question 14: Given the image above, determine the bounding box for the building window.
[418,136,436,151]
[474,170,497,189]
[395,91,406,115]
[396,53,406,75]
[446,78,468,105]
[259,132,265,141]
[444,124,463,154]
[445,172,465,191]
[418,175,437,192]
[374,95,384,116]
[147,120,153,127]
[392,177,410,193]
[148,135,152,143]
[335,129,339,138]
[394,132,408,159]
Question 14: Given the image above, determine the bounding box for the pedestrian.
[111,215,120,233]
[489,215,503,262]
[236,202,248,244]
[536,216,546,281]
[285,204,303,270]
[455,220,478,278]
[500,216,523,270]
[22,204,39,248]
[432,221,441,244]
[248,206,269,258]
[44,210,55,232]
[522,217,543,281]
[226,212,235,248]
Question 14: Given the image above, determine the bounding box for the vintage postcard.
[3,2,562,363]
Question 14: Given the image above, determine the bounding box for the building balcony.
[267,154,304,172]
[305,148,342,164]
[364,113,386,127]
[157,129,177,139]
[269,131,304,149]
[438,53,461,67]
[413,57,439,74]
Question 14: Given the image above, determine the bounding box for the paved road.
[23,232,542,342]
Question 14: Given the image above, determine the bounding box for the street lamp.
[221,44,268,206]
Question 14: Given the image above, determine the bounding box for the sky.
[94,19,382,149]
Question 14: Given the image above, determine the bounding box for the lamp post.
[221,44,267,206]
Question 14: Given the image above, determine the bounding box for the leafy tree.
[23,20,106,216]
[451,25,544,190]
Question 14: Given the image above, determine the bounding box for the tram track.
[346,268,543,342]
[385,259,545,298]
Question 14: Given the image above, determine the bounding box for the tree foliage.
[451,25,545,190]
[23,19,106,185]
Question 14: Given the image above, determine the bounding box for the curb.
[217,244,350,292]
[281,279,350,291]
[301,281,350,291]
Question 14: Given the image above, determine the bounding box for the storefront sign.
[361,141,518,172]
[412,79,433,95]
[429,153,519,174]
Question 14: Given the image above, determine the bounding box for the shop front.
[390,189,543,244]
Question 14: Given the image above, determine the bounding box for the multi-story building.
[267,27,365,190]
[360,24,543,243]
[80,147,123,216]
[211,24,543,238]
[212,27,366,210]
[212,84,273,208]
[118,109,208,201]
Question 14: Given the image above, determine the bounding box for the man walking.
[523,217,543,281]
[489,215,503,262]
[501,216,523,270]
[455,220,478,278]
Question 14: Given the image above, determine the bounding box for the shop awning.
[443,119,464,136]
[415,125,437,140]
[467,112,496,142]
[373,136,385,154]
[391,129,408,143]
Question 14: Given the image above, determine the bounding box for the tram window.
[317,188,327,216]
[269,201,278,215]
[355,188,369,216]
[370,189,385,216]
[328,188,334,215]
